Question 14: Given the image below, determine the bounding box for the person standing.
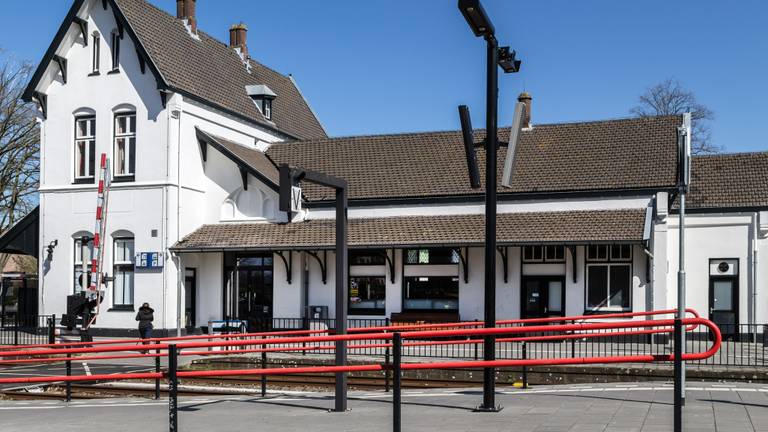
[135,302,154,345]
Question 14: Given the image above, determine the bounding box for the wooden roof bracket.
[307,250,327,284]
[276,251,293,284]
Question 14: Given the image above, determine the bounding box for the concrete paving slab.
[1,382,767,431]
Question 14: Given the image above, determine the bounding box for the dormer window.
[245,84,276,121]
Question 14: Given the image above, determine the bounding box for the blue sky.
[2,1,766,152]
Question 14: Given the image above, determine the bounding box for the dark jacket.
[135,307,154,330]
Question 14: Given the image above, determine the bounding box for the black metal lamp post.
[457,0,521,412]
[279,164,349,412]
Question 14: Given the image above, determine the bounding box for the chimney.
[176,0,197,34]
[518,92,532,128]
[229,23,249,58]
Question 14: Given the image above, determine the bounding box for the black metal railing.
[239,318,768,368]
[0,314,55,346]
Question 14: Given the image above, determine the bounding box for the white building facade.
[17,0,768,336]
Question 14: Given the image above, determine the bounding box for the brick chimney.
[176,0,197,34]
[518,92,532,128]
[229,23,249,58]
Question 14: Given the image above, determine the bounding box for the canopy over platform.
[171,208,648,252]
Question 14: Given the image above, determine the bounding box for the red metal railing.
[0,316,720,384]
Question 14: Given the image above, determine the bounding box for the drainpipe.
[752,212,759,341]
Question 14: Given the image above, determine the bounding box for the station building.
[8,0,768,335]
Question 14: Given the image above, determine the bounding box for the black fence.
[0,314,55,346]
[235,318,768,368]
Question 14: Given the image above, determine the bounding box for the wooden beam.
[53,55,67,84]
[73,17,88,46]
[240,167,248,191]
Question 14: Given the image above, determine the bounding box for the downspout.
[752,212,759,340]
[175,101,183,336]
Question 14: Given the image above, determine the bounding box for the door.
[709,276,738,338]
[521,276,565,319]
[234,255,274,331]
[184,269,196,328]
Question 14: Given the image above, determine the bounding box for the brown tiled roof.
[266,115,682,202]
[685,152,768,209]
[114,0,326,140]
[172,209,647,251]
[196,129,279,187]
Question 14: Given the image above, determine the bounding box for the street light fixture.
[457,0,521,412]
[458,0,495,37]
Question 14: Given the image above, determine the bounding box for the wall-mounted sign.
[290,186,302,212]
[136,252,164,268]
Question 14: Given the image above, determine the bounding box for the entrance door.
[184,269,196,328]
[709,276,738,338]
[235,255,274,330]
[522,276,565,319]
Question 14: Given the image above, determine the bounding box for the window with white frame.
[262,99,272,120]
[73,236,94,293]
[74,116,96,180]
[91,32,100,73]
[586,244,632,311]
[113,237,135,307]
[111,30,120,71]
[522,245,565,263]
[114,113,136,177]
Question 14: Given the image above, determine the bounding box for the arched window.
[112,231,135,308]
[110,29,120,72]
[72,232,94,293]
[73,110,96,182]
[113,109,136,179]
[91,31,100,74]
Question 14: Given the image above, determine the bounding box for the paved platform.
[1,382,767,431]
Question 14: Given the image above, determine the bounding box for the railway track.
[0,372,505,400]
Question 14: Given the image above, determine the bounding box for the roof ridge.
[693,150,768,158]
[272,114,681,145]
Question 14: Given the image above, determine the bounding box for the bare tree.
[631,79,718,155]
[0,50,40,271]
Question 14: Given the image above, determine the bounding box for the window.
[523,245,564,263]
[403,276,459,311]
[110,30,120,71]
[262,99,272,120]
[113,113,136,177]
[586,244,633,311]
[405,248,459,265]
[349,276,385,315]
[91,32,100,73]
[74,116,96,180]
[349,249,386,266]
[73,236,94,293]
[113,238,135,308]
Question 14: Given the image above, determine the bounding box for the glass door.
[521,276,565,319]
[709,276,738,338]
[234,255,274,331]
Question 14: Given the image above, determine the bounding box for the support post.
[393,332,402,432]
[48,315,56,345]
[521,341,528,389]
[673,318,682,432]
[334,186,349,412]
[261,344,267,397]
[65,353,72,402]
[479,33,500,413]
[155,341,161,400]
[168,344,178,432]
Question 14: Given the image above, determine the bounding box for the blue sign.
[135,252,164,268]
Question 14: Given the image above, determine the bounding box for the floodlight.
[458,105,481,189]
[501,101,526,188]
[458,0,494,37]
[498,47,521,73]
